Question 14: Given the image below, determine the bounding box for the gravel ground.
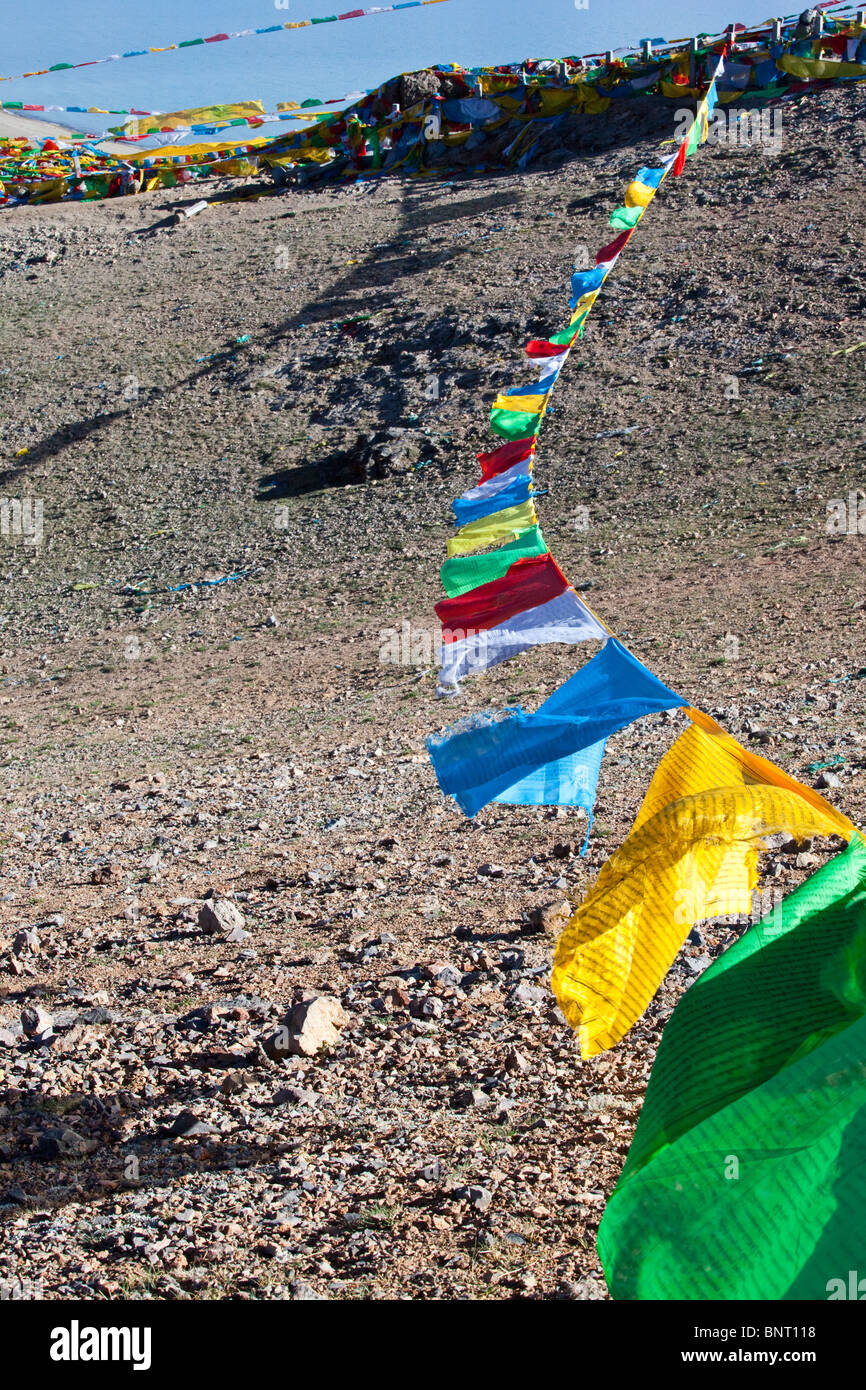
[0,82,864,1301]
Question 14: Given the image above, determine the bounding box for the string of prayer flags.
[597,833,866,1299]
[113,101,266,138]
[551,710,856,1058]
[0,2,452,85]
[432,55,726,698]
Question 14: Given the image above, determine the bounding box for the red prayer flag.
[435,555,569,641]
[476,438,535,481]
[595,229,632,264]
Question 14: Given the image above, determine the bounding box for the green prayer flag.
[489,408,543,441]
[685,112,702,156]
[609,204,643,231]
[440,525,548,598]
[598,836,866,1300]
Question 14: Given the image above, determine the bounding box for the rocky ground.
[0,81,864,1301]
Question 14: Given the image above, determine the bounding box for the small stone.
[522,901,570,936]
[684,954,713,975]
[796,851,821,869]
[11,929,39,958]
[817,770,842,789]
[384,986,410,1010]
[411,995,444,1020]
[31,1126,97,1159]
[290,1279,326,1301]
[220,1073,247,1096]
[20,1005,53,1038]
[81,1006,120,1025]
[273,1086,321,1108]
[505,1048,531,1075]
[507,982,548,1008]
[453,1086,490,1110]
[198,898,246,936]
[457,1184,493,1212]
[422,961,462,987]
[164,1110,219,1138]
[500,948,524,972]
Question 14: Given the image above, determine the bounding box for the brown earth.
[0,81,863,1300]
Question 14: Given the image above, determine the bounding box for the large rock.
[264,996,349,1059]
[198,898,246,937]
[399,70,442,109]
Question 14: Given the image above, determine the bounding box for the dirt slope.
[0,82,863,1300]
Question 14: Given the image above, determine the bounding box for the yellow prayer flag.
[552,710,855,1058]
[446,502,537,557]
[569,289,599,325]
[624,180,656,209]
[779,56,866,81]
[492,393,547,415]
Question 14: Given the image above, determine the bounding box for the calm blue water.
[1,1,767,145]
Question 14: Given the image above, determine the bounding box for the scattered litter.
[831,340,866,357]
[806,755,846,774]
[174,199,209,223]
[120,570,253,598]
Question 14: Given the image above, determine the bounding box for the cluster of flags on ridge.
[426,49,866,1299]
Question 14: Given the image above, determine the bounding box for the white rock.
[198,898,246,935]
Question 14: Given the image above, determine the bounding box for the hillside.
[0,78,864,1300]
